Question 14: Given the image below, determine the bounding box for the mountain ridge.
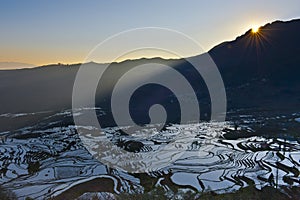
[1,18,299,72]
[0,18,300,131]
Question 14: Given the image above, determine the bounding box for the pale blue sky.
[0,0,299,66]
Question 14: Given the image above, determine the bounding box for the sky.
[0,0,300,68]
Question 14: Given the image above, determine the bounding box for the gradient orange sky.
[1,0,300,68]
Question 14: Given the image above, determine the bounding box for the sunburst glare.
[252,25,260,33]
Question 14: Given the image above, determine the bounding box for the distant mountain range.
[0,19,300,131]
[0,62,37,69]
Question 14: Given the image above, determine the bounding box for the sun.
[251,25,260,33]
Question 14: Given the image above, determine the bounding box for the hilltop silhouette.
[209,19,300,110]
[210,19,300,86]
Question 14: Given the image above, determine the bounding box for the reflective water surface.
[0,109,299,199]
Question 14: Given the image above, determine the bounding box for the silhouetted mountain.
[0,19,300,131]
[209,19,300,110]
[209,19,300,86]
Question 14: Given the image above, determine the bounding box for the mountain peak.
[208,18,300,86]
